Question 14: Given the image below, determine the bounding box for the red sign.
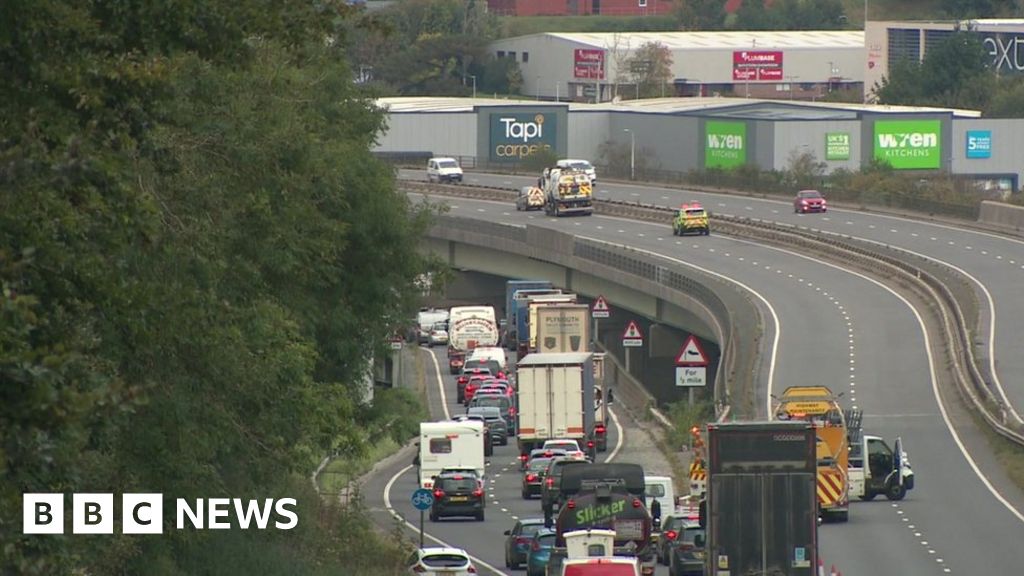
[574,49,605,80]
[675,335,709,366]
[622,320,643,347]
[732,50,784,81]
[591,295,610,319]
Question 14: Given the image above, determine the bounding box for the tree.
[629,42,675,98]
[673,0,727,30]
[730,0,846,30]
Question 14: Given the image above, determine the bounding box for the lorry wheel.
[886,482,907,501]
[859,490,877,501]
[833,510,849,522]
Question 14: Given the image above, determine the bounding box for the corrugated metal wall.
[376,112,477,156]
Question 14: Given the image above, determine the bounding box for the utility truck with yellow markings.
[773,386,851,522]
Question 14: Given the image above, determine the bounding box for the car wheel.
[510,557,520,570]
[886,481,907,501]
[429,511,438,522]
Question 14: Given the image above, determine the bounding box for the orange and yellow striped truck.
[774,386,851,522]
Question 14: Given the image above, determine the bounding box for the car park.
[467,406,509,446]
[525,528,557,576]
[406,547,478,575]
[430,472,486,522]
[668,522,706,576]
[504,518,547,570]
[517,186,546,211]
[427,157,463,183]
[794,189,827,213]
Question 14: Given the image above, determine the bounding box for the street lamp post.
[623,129,635,181]
[469,75,476,99]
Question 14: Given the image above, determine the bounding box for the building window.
[509,51,516,60]
[497,50,505,59]
[639,0,647,6]
[523,52,529,63]
[888,28,921,68]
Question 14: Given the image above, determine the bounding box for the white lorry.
[417,420,486,489]
[515,352,595,458]
[447,305,499,374]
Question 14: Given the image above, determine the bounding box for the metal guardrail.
[402,179,1024,446]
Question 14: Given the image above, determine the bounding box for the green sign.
[573,499,626,525]
[873,120,942,169]
[489,112,557,163]
[705,121,746,168]
[825,132,850,161]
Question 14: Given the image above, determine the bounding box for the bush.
[522,148,560,173]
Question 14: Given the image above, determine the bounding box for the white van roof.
[420,420,483,434]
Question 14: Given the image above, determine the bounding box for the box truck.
[515,353,595,457]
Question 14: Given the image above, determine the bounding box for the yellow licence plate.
[448,496,469,502]
[694,551,704,559]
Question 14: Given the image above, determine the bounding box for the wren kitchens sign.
[873,120,942,169]
[704,121,747,169]
[488,112,558,163]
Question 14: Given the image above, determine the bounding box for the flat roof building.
[490,31,864,102]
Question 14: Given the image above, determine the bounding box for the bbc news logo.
[23,494,298,534]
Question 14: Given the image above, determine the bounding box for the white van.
[556,159,597,183]
[644,475,676,520]
[467,346,508,374]
[418,420,486,488]
[427,157,464,183]
[416,308,449,344]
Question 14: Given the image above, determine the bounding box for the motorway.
[382,174,1024,575]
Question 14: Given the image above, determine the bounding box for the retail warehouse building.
[374,96,1023,193]
[489,31,864,102]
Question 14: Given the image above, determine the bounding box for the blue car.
[525,528,557,576]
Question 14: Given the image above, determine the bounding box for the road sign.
[676,366,707,387]
[675,335,709,366]
[622,320,643,347]
[411,488,434,511]
[591,295,610,319]
[390,339,404,351]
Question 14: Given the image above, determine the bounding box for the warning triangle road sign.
[676,335,709,366]
[622,320,643,341]
[591,295,610,318]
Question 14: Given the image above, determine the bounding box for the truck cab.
[542,167,593,217]
[848,434,914,501]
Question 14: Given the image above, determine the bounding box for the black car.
[503,517,547,569]
[656,515,690,565]
[521,456,556,499]
[430,472,485,522]
[468,406,509,446]
[540,457,589,518]
[468,394,516,436]
[669,522,706,576]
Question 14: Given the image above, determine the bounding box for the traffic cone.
[830,564,838,576]
[817,559,825,576]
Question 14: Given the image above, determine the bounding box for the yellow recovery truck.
[774,386,851,522]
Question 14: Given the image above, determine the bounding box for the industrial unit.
[374,96,1023,192]
[489,30,864,102]
[865,19,1024,103]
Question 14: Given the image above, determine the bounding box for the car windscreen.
[462,361,491,373]
[546,442,577,452]
[646,484,666,497]
[683,527,705,543]
[529,458,553,471]
[570,162,592,170]
[537,533,557,547]
[520,523,546,537]
[471,397,509,410]
[438,478,478,491]
[685,209,705,216]
[421,553,469,568]
[438,160,458,169]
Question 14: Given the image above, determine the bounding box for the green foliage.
[673,0,727,30]
[629,42,674,98]
[498,15,680,37]
[523,148,561,173]
[785,149,827,189]
[664,400,714,450]
[732,0,847,30]
[1,1,437,573]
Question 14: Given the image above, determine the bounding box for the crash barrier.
[978,200,1024,236]
[410,184,763,421]
[402,180,1024,449]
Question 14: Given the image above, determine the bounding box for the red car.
[463,375,494,405]
[794,189,827,213]
[457,368,492,403]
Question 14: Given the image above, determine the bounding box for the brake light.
[412,566,426,573]
[632,498,642,508]
[519,454,528,462]
[433,489,444,499]
[468,566,477,574]
[509,406,516,416]
[666,530,678,541]
[595,425,606,434]
[526,474,537,482]
[587,441,594,449]
[544,451,553,456]
[546,478,554,487]
[566,499,575,509]
[472,488,484,497]
[532,540,542,551]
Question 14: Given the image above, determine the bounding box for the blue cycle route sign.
[411,488,434,511]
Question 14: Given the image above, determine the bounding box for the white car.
[557,158,597,183]
[428,326,449,347]
[427,157,464,183]
[406,547,477,575]
[542,439,587,461]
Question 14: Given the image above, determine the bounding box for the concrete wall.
[978,201,1024,234]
